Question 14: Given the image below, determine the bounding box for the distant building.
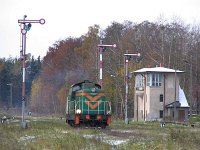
[134,67,190,122]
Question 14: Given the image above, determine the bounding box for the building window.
[160,94,163,102]
[135,74,144,88]
[147,73,162,87]
[160,110,163,118]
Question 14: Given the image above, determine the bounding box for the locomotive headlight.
[76,109,81,114]
[91,88,96,92]
[106,110,111,114]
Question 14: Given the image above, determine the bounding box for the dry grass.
[0,115,200,150]
[111,119,200,150]
[0,118,110,150]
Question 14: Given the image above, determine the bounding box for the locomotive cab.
[66,81,111,128]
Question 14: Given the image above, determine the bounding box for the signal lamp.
[26,23,32,31]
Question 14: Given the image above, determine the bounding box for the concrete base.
[21,121,28,129]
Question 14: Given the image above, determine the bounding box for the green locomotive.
[66,80,111,128]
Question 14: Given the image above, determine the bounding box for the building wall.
[164,73,180,105]
[134,93,144,121]
[147,85,164,121]
[166,107,189,122]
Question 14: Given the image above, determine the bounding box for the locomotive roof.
[71,80,101,89]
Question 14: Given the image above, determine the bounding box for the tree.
[28,18,200,116]
[30,38,82,114]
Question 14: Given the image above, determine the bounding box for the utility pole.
[18,15,45,128]
[183,59,192,115]
[124,52,140,124]
[7,83,13,108]
[97,42,116,87]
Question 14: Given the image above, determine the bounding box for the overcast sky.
[0,0,200,59]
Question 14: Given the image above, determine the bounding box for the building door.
[178,110,185,122]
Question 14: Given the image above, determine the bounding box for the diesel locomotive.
[66,80,111,128]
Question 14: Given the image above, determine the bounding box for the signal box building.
[134,67,190,122]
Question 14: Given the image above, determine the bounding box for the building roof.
[166,101,181,108]
[166,86,190,108]
[134,67,184,73]
[179,86,190,107]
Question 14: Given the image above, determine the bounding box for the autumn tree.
[29,19,200,116]
[30,38,82,114]
[75,25,100,82]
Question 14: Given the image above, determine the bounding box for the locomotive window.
[71,85,81,99]
[95,84,101,89]
[68,88,72,96]
[83,83,94,89]
[72,85,81,92]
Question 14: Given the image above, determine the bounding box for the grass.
[189,114,200,125]
[119,128,200,150]
[111,119,200,150]
[0,115,200,150]
[0,118,110,150]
